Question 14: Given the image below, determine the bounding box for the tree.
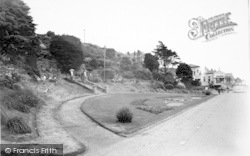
[120,56,132,71]
[153,41,180,75]
[105,48,116,60]
[144,53,159,72]
[60,34,82,50]
[50,36,84,73]
[176,63,193,85]
[235,77,242,84]
[46,31,56,38]
[0,0,39,62]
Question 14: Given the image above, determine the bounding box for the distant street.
[87,90,250,156]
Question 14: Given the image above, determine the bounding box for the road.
[86,91,250,156]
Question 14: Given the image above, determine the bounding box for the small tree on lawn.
[176,63,193,88]
[144,53,159,72]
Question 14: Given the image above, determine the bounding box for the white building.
[189,64,202,81]
[200,67,234,87]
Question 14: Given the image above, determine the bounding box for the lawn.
[81,92,216,136]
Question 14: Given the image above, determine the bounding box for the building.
[201,68,215,86]
[200,67,234,87]
[189,64,202,81]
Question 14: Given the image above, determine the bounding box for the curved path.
[56,95,122,155]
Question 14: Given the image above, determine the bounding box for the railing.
[64,77,108,93]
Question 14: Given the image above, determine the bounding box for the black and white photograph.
[0,0,250,155]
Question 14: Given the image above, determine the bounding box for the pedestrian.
[226,87,229,93]
[218,88,221,94]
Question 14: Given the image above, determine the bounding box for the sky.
[23,0,250,82]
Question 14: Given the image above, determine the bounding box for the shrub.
[151,81,165,90]
[164,72,177,86]
[101,69,115,80]
[191,79,201,86]
[6,117,31,134]
[13,90,40,108]
[152,71,165,82]
[2,96,30,113]
[136,105,172,114]
[130,99,148,106]
[1,107,9,125]
[202,90,211,95]
[2,89,40,113]
[165,84,174,90]
[120,57,132,71]
[122,71,135,79]
[116,107,133,123]
[133,69,152,80]
[11,73,21,82]
[176,82,186,89]
[0,75,17,89]
[89,76,102,83]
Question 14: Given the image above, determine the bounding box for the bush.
[1,107,9,126]
[11,73,21,82]
[116,107,133,123]
[0,75,21,90]
[136,105,172,114]
[122,71,135,79]
[101,69,115,80]
[165,84,174,90]
[176,82,186,89]
[152,71,165,82]
[164,72,177,86]
[2,89,41,113]
[130,99,148,106]
[151,81,165,90]
[6,117,31,134]
[89,76,102,83]
[133,69,152,80]
[191,79,201,86]
[202,90,211,95]
[13,90,40,108]
[2,96,30,113]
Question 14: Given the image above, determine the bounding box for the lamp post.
[104,46,106,82]
[83,29,85,43]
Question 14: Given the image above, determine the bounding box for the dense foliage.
[0,0,39,63]
[50,36,84,73]
[120,56,132,71]
[144,53,159,72]
[176,63,193,82]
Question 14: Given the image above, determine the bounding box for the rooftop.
[189,64,200,68]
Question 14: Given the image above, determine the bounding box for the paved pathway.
[56,95,122,155]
